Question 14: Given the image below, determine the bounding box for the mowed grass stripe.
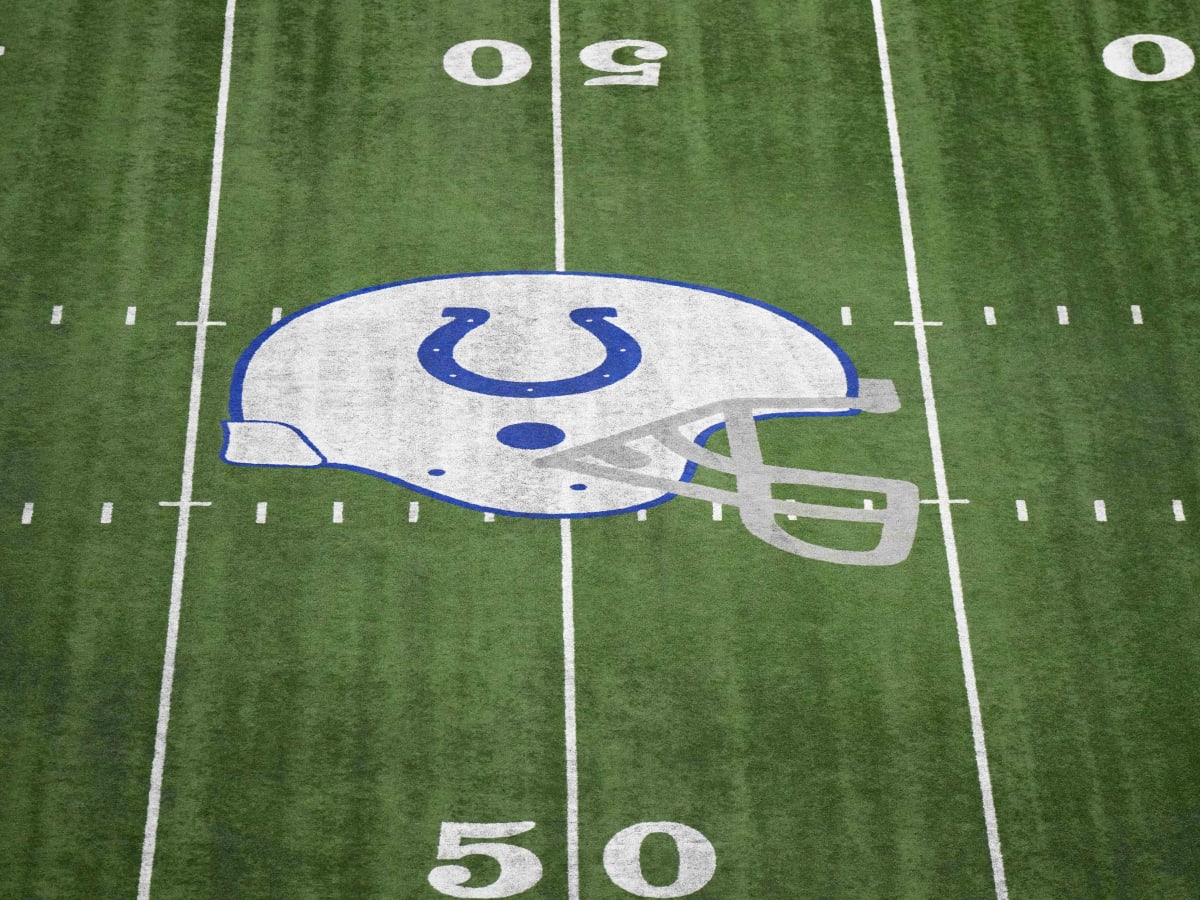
[148,0,577,895]
[870,0,1007,891]
[138,1,239,896]
[0,1,226,895]
[153,509,568,897]
[562,0,996,895]
[883,0,1200,894]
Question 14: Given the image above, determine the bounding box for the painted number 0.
[443,39,667,87]
[1103,34,1196,81]
[603,822,718,898]
[427,821,716,897]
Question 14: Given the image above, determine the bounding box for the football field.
[3,1,1200,897]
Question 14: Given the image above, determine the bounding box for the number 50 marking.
[443,39,668,87]
[428,820,716,898]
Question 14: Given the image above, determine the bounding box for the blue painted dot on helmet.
[496,421,567,450]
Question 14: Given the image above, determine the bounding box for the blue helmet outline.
[224,270,861,519]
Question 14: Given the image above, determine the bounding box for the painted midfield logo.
[223,272,919,565]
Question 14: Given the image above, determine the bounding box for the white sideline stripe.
[1130,304,1143,325]
[408,501,419,523]
[271,307,282,324]
[255,501,267,524]
[1094,499,1107,522]
[841,306,853,326]
[50,305,63,325]
[984,306,996,326]
[870,4,1008,897]
[712,502,723,521]
[100,502,113,524]
[21,502,34,525]
[483,512,495,523]
[636,508,647,521]
[559,517,580,900]
[332,501,344,524]
[550,7,578,898]
[1173,499,1186,522]
[138,3,237,897]
[1015,500,1028,522]
[1057,305,1069,325]
[126,306,137,326]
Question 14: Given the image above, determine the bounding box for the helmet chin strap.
[534,379,919,566]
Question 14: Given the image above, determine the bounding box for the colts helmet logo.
[223,272,919,565]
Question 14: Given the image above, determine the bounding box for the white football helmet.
[223,272,918,565]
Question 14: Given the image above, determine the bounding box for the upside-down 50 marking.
[443,38,668,88]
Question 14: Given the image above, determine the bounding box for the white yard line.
[50,305,63,325]
[550,0,566,273]
[126,306,138,326]
[550,5,579,897]
[1173,499,1186,522]
[21,502,34,525]
[869,3,1009,897]
[137,2,237,897]
[711,502,723,521]
[984,306,996,326]
[1130,304,1143,325]
[1094,499,1107,523]
[332,501,344,524]
[841,305,853,326]
[1057,304,1070,325]
[1015,499,1028,522]
[255,501,267,524]
[408,501,420,523]
[100,502,114,525]
[560,517,580,900]
[271,306,282,324]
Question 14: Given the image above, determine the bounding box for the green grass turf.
[0,1,222,895]
[884,0,1200,893]
[2,0,1200,897]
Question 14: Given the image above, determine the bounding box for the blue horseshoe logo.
[417,306,642,397]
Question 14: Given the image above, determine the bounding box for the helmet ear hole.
[496,422,567,450]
